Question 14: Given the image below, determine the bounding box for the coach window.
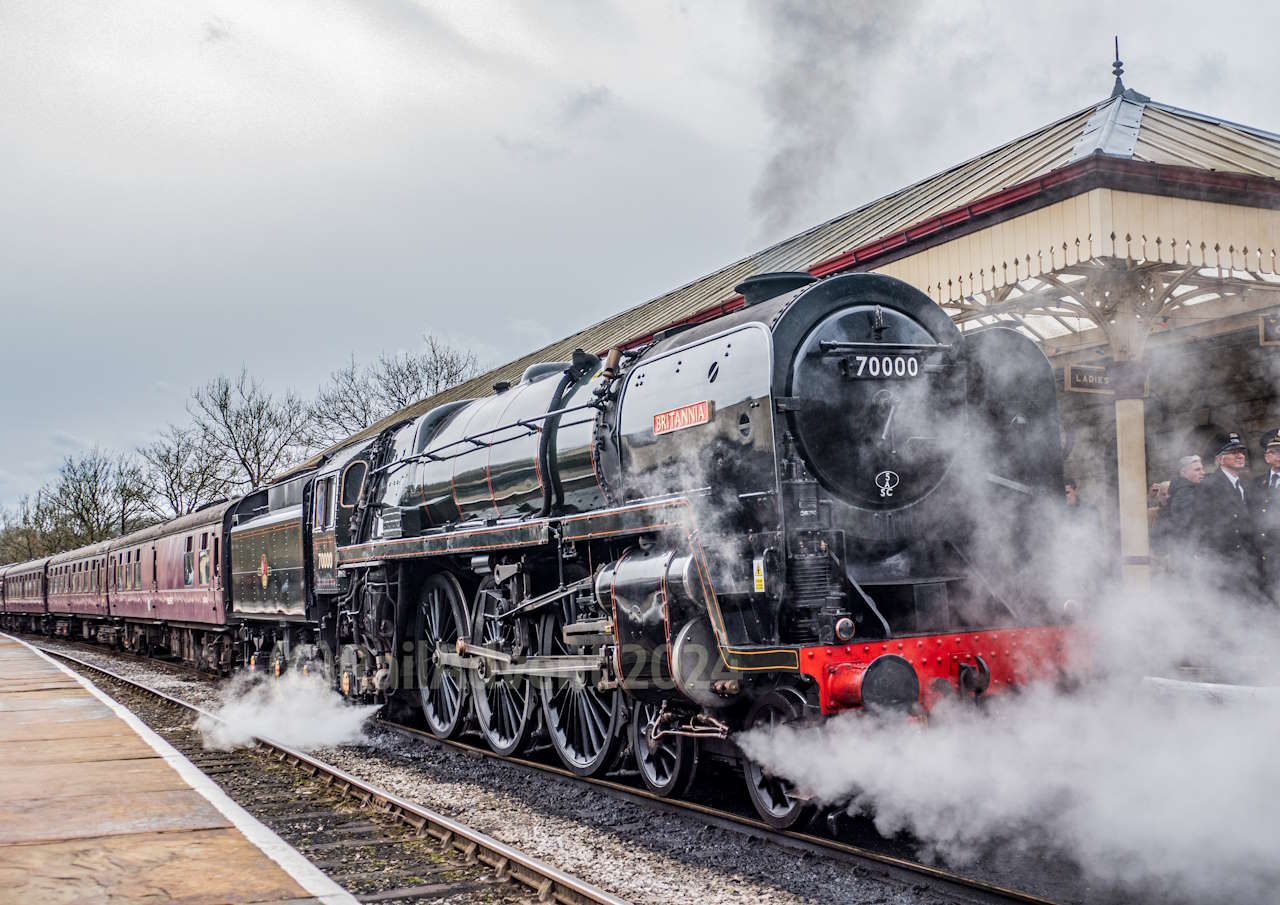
[212,536,220,580]
[183,537,194,587]
[198,534,210,585]
[137,549,144,589]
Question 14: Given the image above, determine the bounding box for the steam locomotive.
[2,272,1075,827]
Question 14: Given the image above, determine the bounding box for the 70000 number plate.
[845,353,921,379]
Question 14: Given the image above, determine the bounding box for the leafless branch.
[189,368,311,491]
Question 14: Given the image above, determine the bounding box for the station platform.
[0,634,356,905]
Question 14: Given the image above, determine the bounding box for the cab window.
[315,477,334,529]
[340,462,367,508]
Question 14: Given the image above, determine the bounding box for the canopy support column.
[1107,288,1154,592]
[1112,372,1151,590]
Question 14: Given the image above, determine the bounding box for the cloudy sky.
[3,0,1279,509]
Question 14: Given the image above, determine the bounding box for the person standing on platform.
[1194,432,1261,601]
[1063,477,1109,588]
[1253,430,1280,602]
[1154,455,1204,562]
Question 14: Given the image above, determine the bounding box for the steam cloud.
[740,531,1280,902]
[749,0,920,236]
[196,670,380,751]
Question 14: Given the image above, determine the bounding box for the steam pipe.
[539,349,598,517]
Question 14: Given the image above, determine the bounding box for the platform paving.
[0,635,354,905]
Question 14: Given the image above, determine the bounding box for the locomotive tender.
[2,272,1075,826]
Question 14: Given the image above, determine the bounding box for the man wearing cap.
[1194,431,1261,599]
[1252,430,1280,599]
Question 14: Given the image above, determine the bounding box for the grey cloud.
[51,431,86,451]
[202,18,232,44]
[495,133,564,160]
[561,86,612,124]
[748,0,922,236]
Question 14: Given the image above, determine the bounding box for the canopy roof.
[312,81,1280,464]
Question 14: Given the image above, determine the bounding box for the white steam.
[739,586,1280,903]
[196,670,380,751]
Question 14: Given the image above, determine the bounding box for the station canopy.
[311,74,1280,465]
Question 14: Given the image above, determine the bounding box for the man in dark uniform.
[1194,432,1261,601]
[1252,430,1280,602]
[1154,455,1203,564]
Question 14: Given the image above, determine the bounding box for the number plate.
[845,354,921,379]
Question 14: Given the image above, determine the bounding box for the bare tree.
[139,424,231,519]
[112,455,152,537]
[47,448,152,545]
[50,449,119,544]
[375,334,479,408]
[309,334,480,448]
[191,368,311,490]
[308,355,378,448]
[0,492,63,563]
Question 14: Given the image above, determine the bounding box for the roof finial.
[1111,36,1126,99]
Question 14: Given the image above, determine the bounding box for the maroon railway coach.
[103,501,237,665]
[1,558,48,633]
[47,539,112,638]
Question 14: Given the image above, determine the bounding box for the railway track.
[34,645,628,905]
[374,717,1065,905]
[33,637,1070,905]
